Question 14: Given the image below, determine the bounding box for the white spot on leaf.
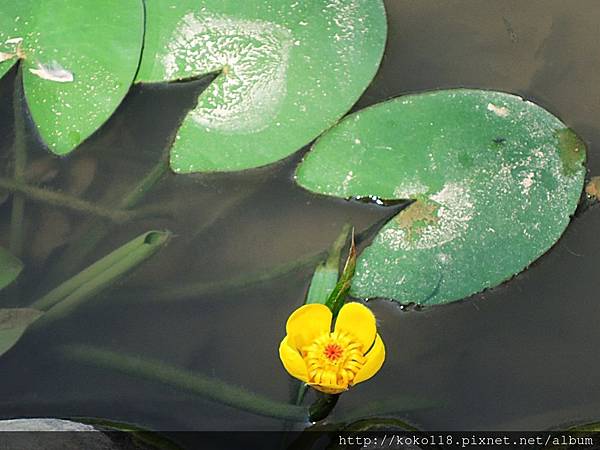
[5,37,23,45]
[162,12,292,134]
[487,103,510,117]
[0,52,15,63]
[29,61,74,83]
[380,182,474,251]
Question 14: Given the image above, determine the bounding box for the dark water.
[1,0,600,434]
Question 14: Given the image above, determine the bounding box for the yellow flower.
[279,302,385,394]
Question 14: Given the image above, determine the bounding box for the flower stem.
[309,393,340,422]
[31,230,171,322]
[61,344,309,422]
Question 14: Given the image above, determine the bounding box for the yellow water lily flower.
[279,302,385,394]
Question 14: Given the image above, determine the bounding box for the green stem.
[120,156,170,209]
[306,224,352,305]
[0,177,140,223]
[62,344,309,422]
[137,250,326,302]
[32,230,171,322]
[9,66,27,258]
[325,230,356,317]
[309,393,340,422]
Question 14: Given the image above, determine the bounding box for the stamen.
[302,330,366,391]
[323,343,343,361]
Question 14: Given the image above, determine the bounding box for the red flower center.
[323,343,343,361]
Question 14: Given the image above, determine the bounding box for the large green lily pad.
[136,0,387,173]
[0,246,23,291]
[296,89,586,305]
[0,0,144,154]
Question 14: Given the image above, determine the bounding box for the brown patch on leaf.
[556,128,586,176]
[395,199,439,240]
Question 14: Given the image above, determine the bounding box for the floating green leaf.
[136,0,387,173]
[0,0,144,154]
[296,89,586,305]
[0,308,42,357]
[0,246,23,291]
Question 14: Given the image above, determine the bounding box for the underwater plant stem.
[142,249,327,302]
[295,384,309,405]
[31,231,170,321]
[0,177,142,223]
[8,66,27,258]
[120,156,170,209]
[62,345,309,422]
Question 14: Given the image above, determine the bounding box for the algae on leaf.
[137,0,387,173]
[0,0,144,154]
[296,89,586,306]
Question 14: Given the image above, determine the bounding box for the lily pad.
[136,0,387,173]
[0,308,42,357]
[0,0,144,154]
[0,246,23,291]
[296,89,586,305]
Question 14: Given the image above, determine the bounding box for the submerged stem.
[142,250,326,302]
[32,230,171,321]
[9,66,27,258]
[120,156,170,210]
[62,345,309,422]
[0,177,140,223]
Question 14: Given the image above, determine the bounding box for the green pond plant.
[296,89,587,305]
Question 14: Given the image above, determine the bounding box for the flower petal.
[279,337,308,382]
[334,302,377,351]
[352,334,385,385]
[286,303,332,350]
